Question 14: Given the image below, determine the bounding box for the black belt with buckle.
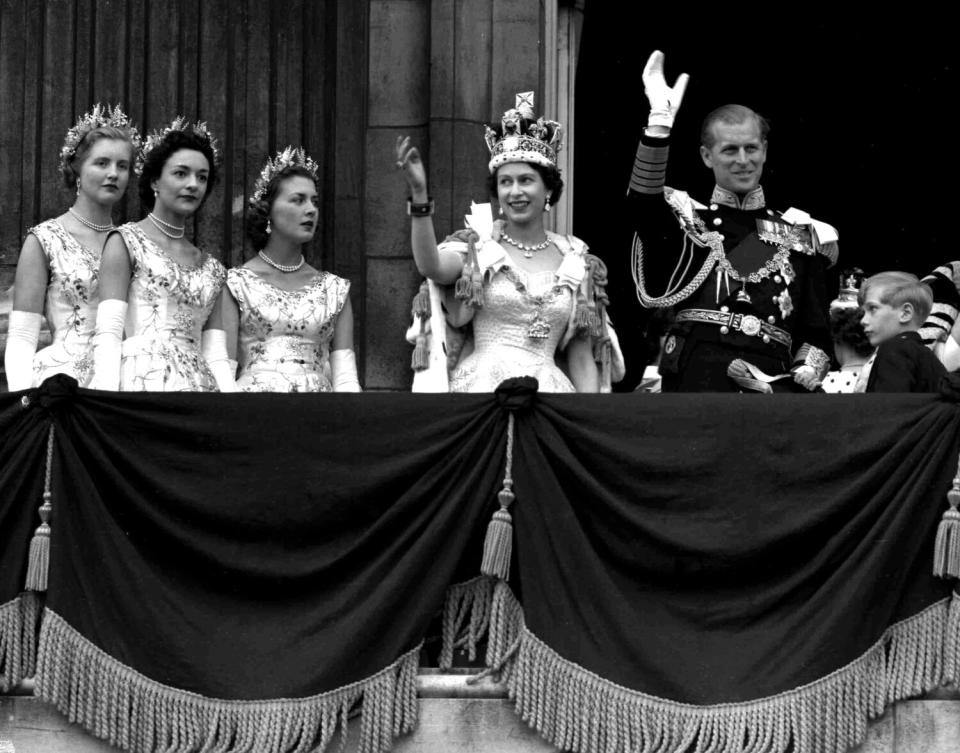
[675,309,792,349]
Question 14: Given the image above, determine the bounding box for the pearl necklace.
[147,213,185,239]
[258,250,305,273]
[500,231,552,259]
[68,207,114,232]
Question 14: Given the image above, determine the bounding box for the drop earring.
[266,219,272,235]
[545,196,552,213]
[498,205,504,216]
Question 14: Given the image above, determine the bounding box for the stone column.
[363,0,548,390]
[364,0,432,390]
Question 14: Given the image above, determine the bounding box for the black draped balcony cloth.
[1,375,960,753]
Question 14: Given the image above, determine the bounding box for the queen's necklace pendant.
[527,307,551,339]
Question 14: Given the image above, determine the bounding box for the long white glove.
[643,50,690,130]
[90,299,127,391]
[201,328,237,392]
[4,310,42,391]
[330,348,361,392]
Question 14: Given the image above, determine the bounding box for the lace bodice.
[116,223,226,392]
[471,268,571,359]
[446,235,587,393]
[29,219,100,385]
[228,268,350,392]
[120,224,226,347]
[36,219,99,342]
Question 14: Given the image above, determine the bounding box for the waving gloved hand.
[643,50,689,130]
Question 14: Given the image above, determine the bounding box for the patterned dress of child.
[117,224,226,391]
[445,230,589,393]
[28,219,100,387]
[821,363,867,393]
[227,267,351,392]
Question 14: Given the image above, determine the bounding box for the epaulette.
[780,208,839,265]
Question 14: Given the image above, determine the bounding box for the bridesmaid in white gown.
[214,147,359,393]
[4,105,140,390]
[91,118,227,391]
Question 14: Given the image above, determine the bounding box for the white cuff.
[4,310,42,391]
[331,348,361,392]
[90,299,127,391]
[646,108,675,129]
[201,328,237,392]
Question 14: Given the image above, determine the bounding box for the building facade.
[0,0,583,390]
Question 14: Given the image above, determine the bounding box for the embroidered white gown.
[28,219,99,387]
[117,224,226,391]
[445,232,588,393]
[227,268,350,392]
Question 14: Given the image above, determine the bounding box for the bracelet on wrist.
[407,197,434,217]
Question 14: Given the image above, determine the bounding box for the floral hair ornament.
[484,92,563,173]
[59,104,142,175]
[136,116,221,175]
[249,146,320,206]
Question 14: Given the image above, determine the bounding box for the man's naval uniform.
[628,133,836,392]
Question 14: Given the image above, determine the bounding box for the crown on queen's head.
[59,104,142,174]
[484,92,563,174]
[249,146,320,206]
[136,116,220,176]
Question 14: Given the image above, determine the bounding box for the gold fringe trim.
[36,608,419,753]
[0,593,40,692]
[947,590,960,683]
[486,579,523,671]
[488,586,954,753]
[439,576,495,668]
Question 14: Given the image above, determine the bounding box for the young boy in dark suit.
[857,272,947,392]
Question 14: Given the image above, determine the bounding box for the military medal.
[757,218,814,256]
[777,287,794,319]
[778,259,796,285]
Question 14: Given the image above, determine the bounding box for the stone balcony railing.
[1,676,958,753]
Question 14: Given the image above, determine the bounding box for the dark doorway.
[574,7,957,382]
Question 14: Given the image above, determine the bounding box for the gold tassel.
[574,297,593,331]
[410,282,433,371]
[411,281,431,318]
[481,414,515,581]
[410,333,429,371]
[596,337,612,389]
[455,231,485,308]
[587,254,611,337]
[25,425,55,593]
[454,274,472,300]
[574,261,595,332]
[934,480,960,578]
